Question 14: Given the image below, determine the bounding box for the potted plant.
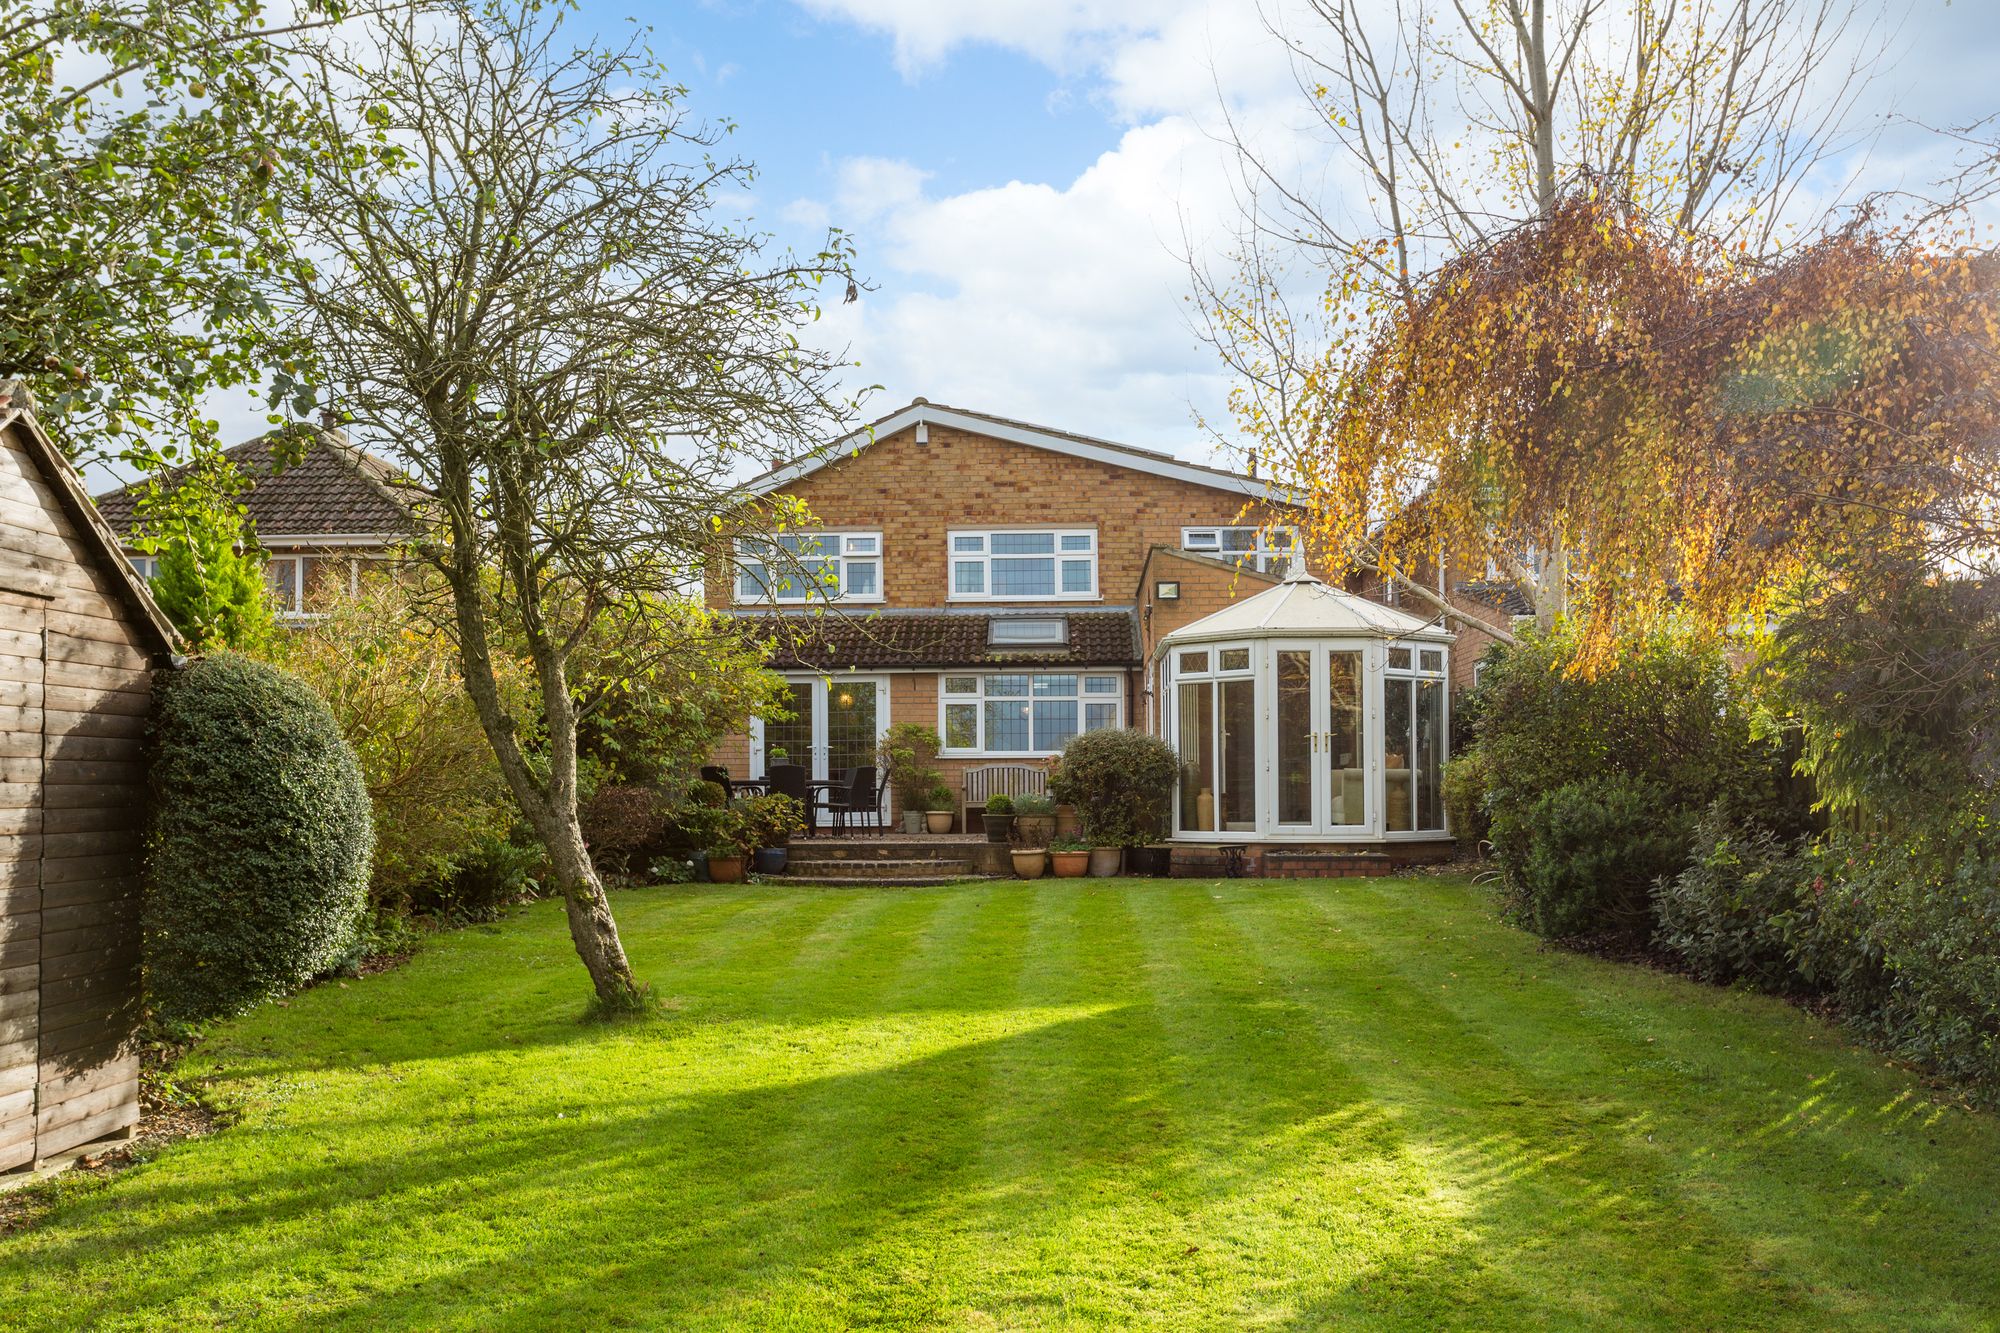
[1013,793,1056,846]
[1048,836,1092,878]
[1010,846,1047,879]
[983,793,1016,844]
[878,722,942,835]
[741,792,805,875]
[923,782,956,834]
[704,808,753,884]
[1050,729,1180,880]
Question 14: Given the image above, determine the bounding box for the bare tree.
[1196,0,1890,629]
[283,2,859,1008]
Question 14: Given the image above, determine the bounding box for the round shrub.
[145,652,375,1024]
[1049,728,1179,847]
[1654,804,1810,989]
[1499,775,1693,943]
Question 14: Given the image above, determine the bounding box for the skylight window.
[989,617,1068,647]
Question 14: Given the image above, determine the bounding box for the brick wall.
[710,422,1297,610]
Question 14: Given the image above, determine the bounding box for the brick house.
[92,429,413,621]
[713,399,1512,868]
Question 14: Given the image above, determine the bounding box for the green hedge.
[144,653,375,1024]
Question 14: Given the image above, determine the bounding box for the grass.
[5,876,1999,1331]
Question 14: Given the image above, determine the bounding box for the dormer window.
[734,531,884,604]
[988,616,1068,647]
[948,529,1097,602]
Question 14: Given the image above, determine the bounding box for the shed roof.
[0,387,179,656]
[94,429,413,542]
[1156,572,1447,651]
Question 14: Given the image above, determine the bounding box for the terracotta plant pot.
[1050,850,1090,878]
[1054,804,1082,838]
[707,855,747,884]
[925,810,953,834]
[1010,849,1047,880]
[1087,846,1122,877]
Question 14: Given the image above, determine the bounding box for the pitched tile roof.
[1455,579,1535,618]
[93,430,414,541]
[741,610,1139,671]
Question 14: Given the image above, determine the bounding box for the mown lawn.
[5,876,1999,1330]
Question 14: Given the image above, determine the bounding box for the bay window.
[940,672,1122,754]
[948,529,1097,601]
[735,531,883,604]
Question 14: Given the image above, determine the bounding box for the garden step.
[762,871,1003,888]
[787,838,985,863]
[779,857,972,878]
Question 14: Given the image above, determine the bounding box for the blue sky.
[156,0,2000,492]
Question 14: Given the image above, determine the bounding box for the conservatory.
[1156,572,1454,843]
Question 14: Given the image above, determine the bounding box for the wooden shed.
[0,387,178,1176]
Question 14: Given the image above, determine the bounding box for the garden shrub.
[1502,775,1692,942]
[265,570,531,916]
[579,784,668,877]
[1048,728,1179,846]
[1474,625,1795,940]
[145,653,375,1023]
[1440,750,1490,847]
[422,831,543,922]
[1654,804,1810,989]
[1785,824,2000,1099]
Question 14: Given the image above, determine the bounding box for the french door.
[753,674,890,794]
[1272,643,1371,836]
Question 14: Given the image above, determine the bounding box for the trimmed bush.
[1503,776,1692,943]
[1440,750,1490,847]
[145,653,374,1024]
[1654,804,1810,989]
[1049,728,1179,847]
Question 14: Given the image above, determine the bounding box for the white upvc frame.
[1180,524,1302,575]
[733,529,885,606]
[749,672,893,794]
[938,670,1124,757]
[266,553,308,617]
[946,527,1099,603]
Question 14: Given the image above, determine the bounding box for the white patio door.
[1270,643,1372,836]
[753,675,890,809]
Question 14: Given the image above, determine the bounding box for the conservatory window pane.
[1219,648,1250,672]
[1416,679,1446,831]
[1277,650,1313,825]
[944,703,979,750]
[1177,682,1215,833]
[1219,678,1257,831]
[992,558,1056,596]
[1329,651,1366,826]
[1384,678,1414,832]
[1033,700,1077,751]
[1420,649,1444,674]
[1178,650,1209,675]
[985,700,1032,752]
[1388,646,1413,670]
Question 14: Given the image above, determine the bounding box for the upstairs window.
[735,531,883,604]
[266,555,306,617]
[949,529,1097,601]
[1181,525,1300,575]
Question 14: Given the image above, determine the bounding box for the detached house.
[93,428,414,620]
[712,399,1510,870]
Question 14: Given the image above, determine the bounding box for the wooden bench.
[961,763,1049,831]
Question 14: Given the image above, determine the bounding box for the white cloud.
[833,156,932,222]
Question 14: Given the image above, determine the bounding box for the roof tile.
[94,431,414,540]
[741,610,1138,671]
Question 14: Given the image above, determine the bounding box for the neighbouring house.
[710,398,1519,872]
[0,386,180,1177]
[92,427,414,621]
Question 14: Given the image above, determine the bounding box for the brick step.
[779,857,971,877]
[787,839,986,863]
[763,871,1003,888]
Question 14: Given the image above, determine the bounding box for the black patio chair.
[818,765,883,835]
[765,763,814,836]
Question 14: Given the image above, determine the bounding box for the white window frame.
[266,554,306,618]
[733,530,884,605]
[947,528,1098,602]
[1180,525,1300,575]
[939,671,1124,756]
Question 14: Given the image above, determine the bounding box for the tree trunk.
[535,802,644,1011]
